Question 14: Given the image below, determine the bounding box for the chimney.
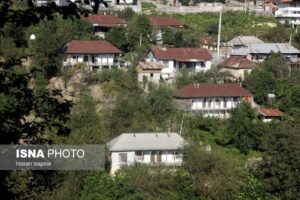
[161,46,167,51]
[167,128,171,137]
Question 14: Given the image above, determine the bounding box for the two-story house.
[150,16,184,44]
[107,132,185,174]
[138,47,212,82]
[84,15,127,38]
[173,83,253,118]
[231,43,300,63]
[62,40,122,71]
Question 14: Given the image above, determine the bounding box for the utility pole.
[217,9,222,62]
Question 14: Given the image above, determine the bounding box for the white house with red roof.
[62,40,122,71]
[83,15,127,38]
[142,47,212,80]
[173,83,253,118]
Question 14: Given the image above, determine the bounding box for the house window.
[119,153,127,163]
[72,55,77,59]
[135,151,144,161]
[233,97,238,103]
[203,98,207,108]
[200,61,205,67]
[208,99,212,108]
[215,98,220,107]
[83,55,89,62]
[173,150,180,160]
[150,73,153,78]
[224,98,227,108]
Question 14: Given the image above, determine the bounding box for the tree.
[254,122,300,199]
[183,145,245,199]
[221,103,265,154]
[146,85,176,127]
[243,68,277,105]
[127,14,152,51]
[262,53,290,80]
[106,26,128,52]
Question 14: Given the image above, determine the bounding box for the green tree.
[262,53,290,80]
[222,103,265,154]
[243,68,277,105]
[106,26,128,52]
[254,122,300,200]
[183,145,245,199]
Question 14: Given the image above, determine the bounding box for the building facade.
[107,133,185,174]
[143,47,212,81]
[173,83,253,118]
[62,40,122,71]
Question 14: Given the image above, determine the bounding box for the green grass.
[169,12,280,41]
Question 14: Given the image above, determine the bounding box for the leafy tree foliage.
[244,69,276,105]
[221,103,266,154]
[183,145,245,199]
[254,122,300,199]
[262,53,290,80]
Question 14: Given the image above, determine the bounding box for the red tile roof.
[222,56,258,69]
[151,47,212,61]
[174,83,252,98]
[63,40,122,54]
[258,108,284,117]
[84,15,127,27]
[150,16,183,27]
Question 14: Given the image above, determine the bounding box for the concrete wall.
[110,150,183,174]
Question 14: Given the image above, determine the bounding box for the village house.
[84,15,127,38]
[273,0,300,27]
[107,132,185,174]
[221,36,264,58]
[138,47,212,83]
[62,40,122,71]
[219,55,258,80]
[231,43,300,63]
[149,16,184,43]
[173,83,253,118]
[258,108,284,122]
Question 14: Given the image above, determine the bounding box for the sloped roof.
[151,47,212,61]
[107,133,185,151]
[226,36,264,46]
[63,40,122,54]
[174,83,252,98]
[232,43,300,55]
[137,62,163,70]
[258,108,284,117]
[150,16,183,27]
[84,15,127,27]
[221,56,258,69]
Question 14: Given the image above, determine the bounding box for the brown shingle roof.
[63,40,122,54]
[137,62,163,70]
[174,83,252,98]
[84,15,127,27]
[151,47,212,61]
[222,56,258,69]
[150,16,183,27]
[258,108,284,117]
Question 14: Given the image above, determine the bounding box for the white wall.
[110,150,183,174]
[63,54,116,67]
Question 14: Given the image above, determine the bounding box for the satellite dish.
[29,34,36,40]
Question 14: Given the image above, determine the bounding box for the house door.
[150,151,155,163]
[92,55,96,63]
